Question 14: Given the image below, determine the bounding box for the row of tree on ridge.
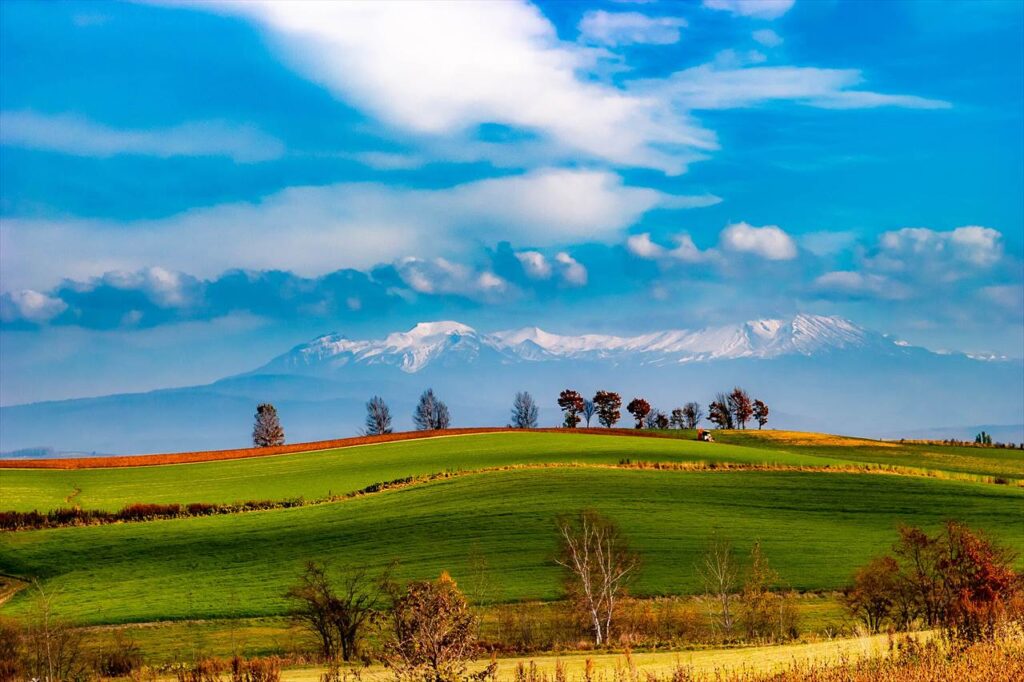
[252,387,769,447]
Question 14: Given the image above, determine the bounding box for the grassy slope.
[0,432,835,512]
[2,468,1020,625]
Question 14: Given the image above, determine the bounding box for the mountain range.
[2,315,1022,455]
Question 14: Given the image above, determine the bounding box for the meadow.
[2,466,1021,625]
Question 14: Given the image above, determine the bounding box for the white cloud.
[0,111,284,163]
[515,251,552,279]
[868,226,1004,278]
[578,10,687,46]
[813,271,908,300]
[752,29,783,47]
[719,221,797,260]
[198,0,716,174]
[88,267,193,307]
[703,0,795,20]
[627,232,711,263]
[0,289,68,323]
[393,257,508,300]
[554,252,588,286]
[646,64,950,110]
[980,285,1024,314]
[1,168,695,290]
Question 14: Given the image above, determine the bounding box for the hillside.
[1,430,1021,627]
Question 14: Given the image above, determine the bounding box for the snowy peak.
[260,314,909,376]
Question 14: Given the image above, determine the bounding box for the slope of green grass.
[0,432,836,512]
[2,467,1020,625]
[672,429,1024,480]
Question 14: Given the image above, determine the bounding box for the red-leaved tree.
[626,398,651,429]
[557,390,585,428]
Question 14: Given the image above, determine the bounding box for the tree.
[626,398,651,429]
[383,572,493,682]
[252,403,285,447]
[752,400,769,430]
[739,542,779,641]
[708,395,734,429]
[645,410,669,430]
[413,389,451,431]
[582,399,596,428]
[510,391,539,429]
[364,396,393,436]
[21,581,88,682]
[698,536,738,638]
[841,556,900,633]
[682,402,703,429]
[593,391,622,428]
[287,561,388,662]
[557,390,585,428]
[555,510,639,646]
[669,408,685,429]
[728,388,753,429]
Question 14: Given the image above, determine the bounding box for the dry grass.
[723,431,898,449]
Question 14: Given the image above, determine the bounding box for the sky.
[1,0,1022,405]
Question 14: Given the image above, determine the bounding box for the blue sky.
[1,0,1021,404]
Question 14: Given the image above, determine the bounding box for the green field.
[0,432,839,512]
[3,466,1021,625]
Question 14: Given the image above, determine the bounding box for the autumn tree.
[413,389,451,430]
[644,410,669,430]
[383,572,493,682]
[728,388,753,429]
[555,510,639,646]
[557,389,585,428]
[510,391,539,429]
[21,582,88,682]
[582,399,596,427]
[252,403,285,447]
[752,400,769,430]
[699,536,739,638]
[841,556,900,633]
[738,541,797,641]
[626,398,651,429]
[682,402,703,429]
[364,396,393,436]
[708,394,734,429]
[287,561,389,662]
[593,391,622,428]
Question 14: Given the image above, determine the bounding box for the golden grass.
[727,431,898,448]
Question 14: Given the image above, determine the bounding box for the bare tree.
[669,408,685,429]
[555,510,639,646]
[510,391,539,429]
[728,388,753,429]
[413,389,451,430]
[626,398,651,429]
[698,537,739,638]
[365,396,393,436]
[752,399,769,430]
[252,402,285,447]
[682,402,703,429]
[557,390,585,428]
[593,391,622,428]
[582,399,596,427]
[286,561,389,662]
[22,581,88,682]
[383,572,494,682]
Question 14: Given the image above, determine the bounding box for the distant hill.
[2,314,1021,454]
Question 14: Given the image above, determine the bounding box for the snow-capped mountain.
[262,314,903,375]
[4,314,1020,455]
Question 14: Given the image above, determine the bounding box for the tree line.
[250,386,771,447]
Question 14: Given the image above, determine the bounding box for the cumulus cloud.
[644,64,950,111]
[554,252,588,286]
[393,257,509,301]
[199,1,716,174]
[866,226,1004,279]
[578,10,687,46]
[752,29,783,47]
[0,111,284,163]
[627,232,711,263]
[719,222,797,260]
[1,168,699,290]
[703,0,795,20]
[0,290,68,324]
[515,251,553,279]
